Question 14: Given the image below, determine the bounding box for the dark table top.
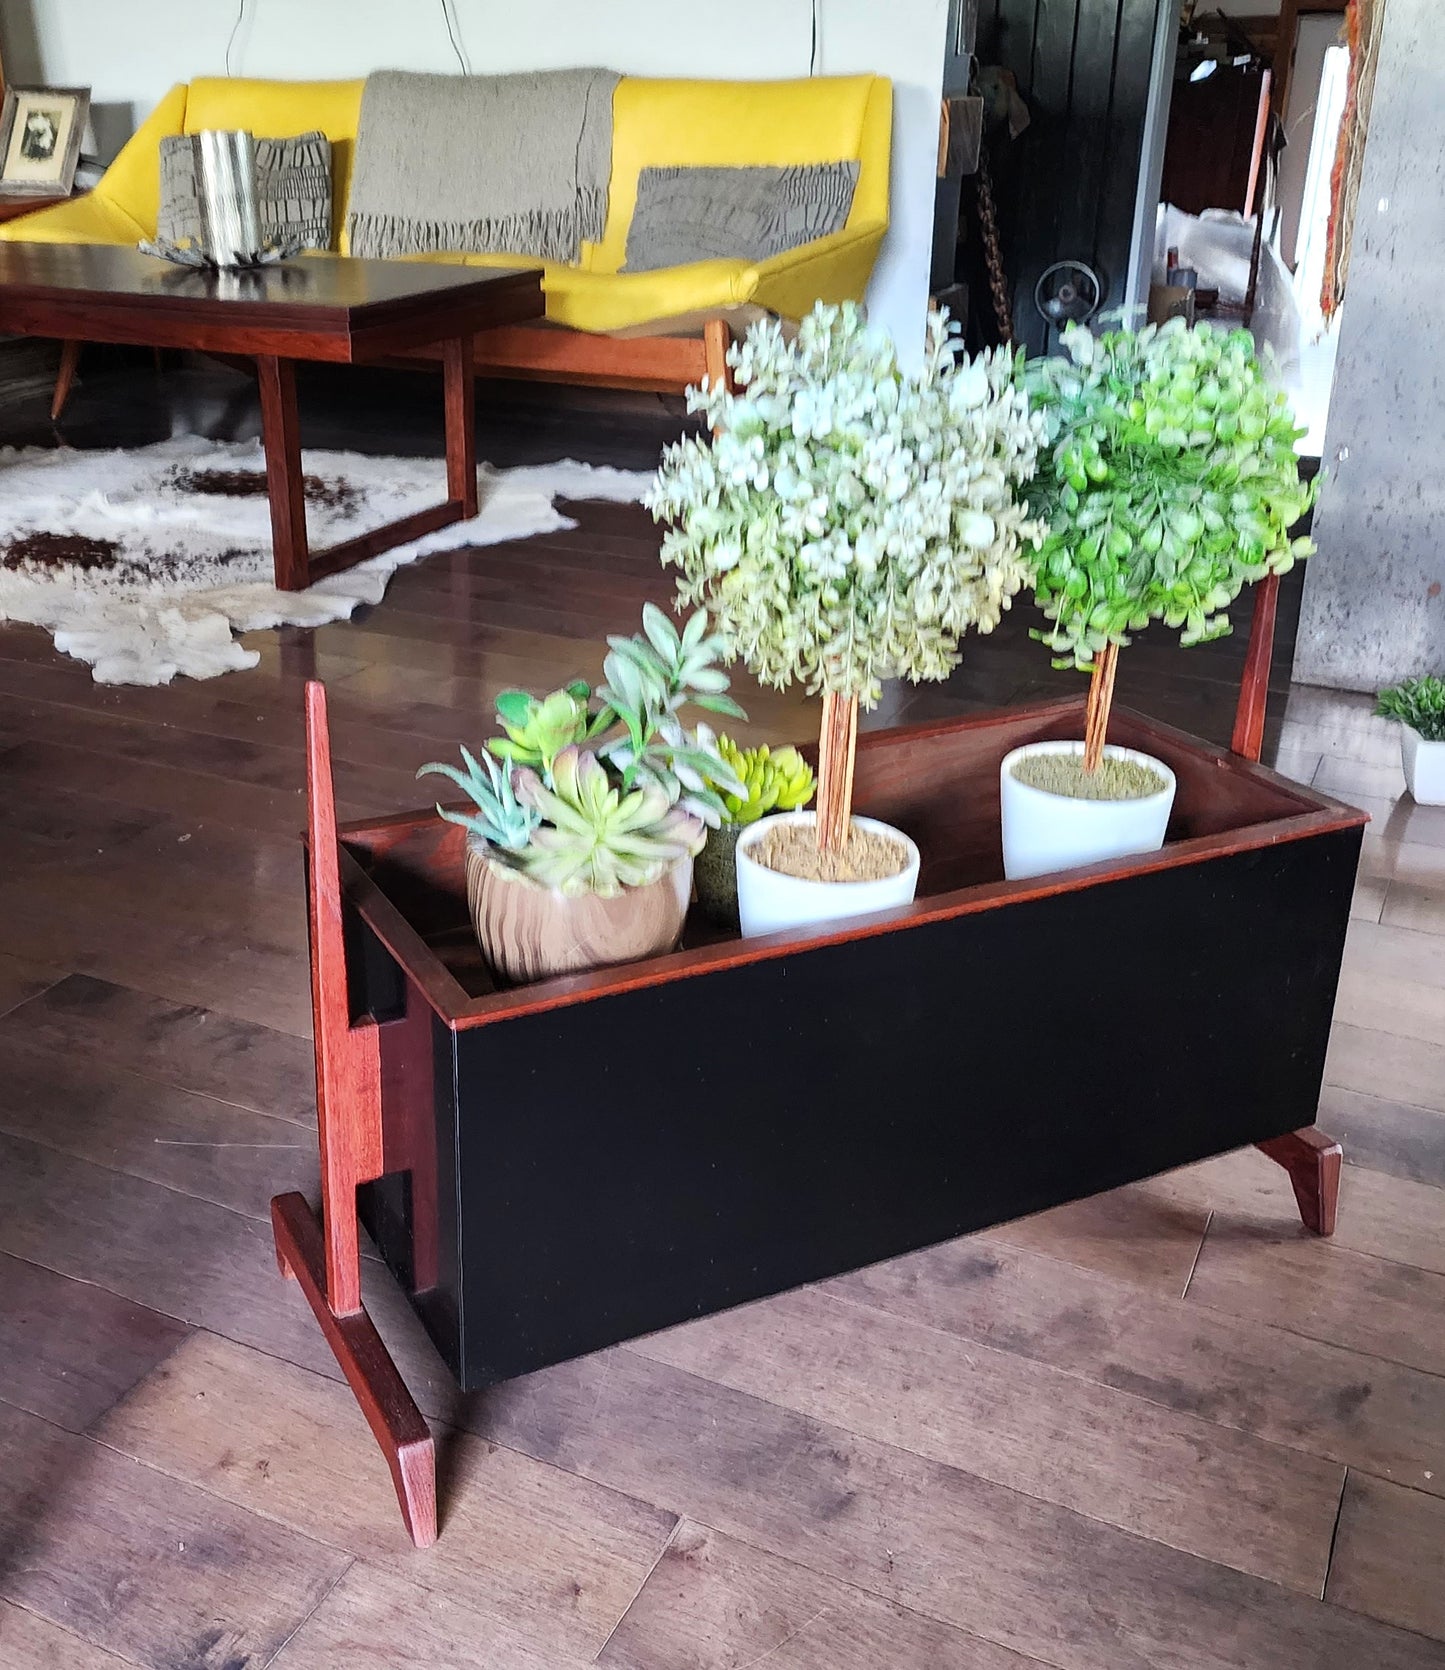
[0,243,544,360]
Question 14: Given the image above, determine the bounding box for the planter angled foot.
[1255,1127,1342,1236]
[271,1191,437,1547]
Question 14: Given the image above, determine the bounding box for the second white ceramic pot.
[1401,725,1445,805]
[735,811,921,939]
[1000,740,1177,881]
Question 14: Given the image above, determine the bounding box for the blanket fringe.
[347,189,607,265]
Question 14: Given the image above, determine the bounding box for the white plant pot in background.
[1000,740,1177,882]
[735,811,921,939]
[1401,725,1445,805]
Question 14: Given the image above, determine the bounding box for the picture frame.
[0,85,90,198]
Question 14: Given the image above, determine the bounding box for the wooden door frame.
[1271,0,1349,116]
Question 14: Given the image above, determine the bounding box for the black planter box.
[339,698,1365,1390]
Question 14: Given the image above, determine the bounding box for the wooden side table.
[0,193,78,224]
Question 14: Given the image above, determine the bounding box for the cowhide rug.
[0,436,650,685]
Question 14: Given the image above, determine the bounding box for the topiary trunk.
[816,690,859,854]
[1083,642,1119,773]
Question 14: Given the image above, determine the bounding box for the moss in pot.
[417,605,747,986]
[1005,318,1318,880]
[649,301,1046,937]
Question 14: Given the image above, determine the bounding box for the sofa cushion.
[592,75,886,275]
[183,78,364,249]
[157,131,333,253]
[622,162,858,272]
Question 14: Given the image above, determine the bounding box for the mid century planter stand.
[271,573,1364,1546]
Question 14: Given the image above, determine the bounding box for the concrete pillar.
[1294,0,1445,692]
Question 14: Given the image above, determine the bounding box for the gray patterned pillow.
[157,130,333,252]
[622,162,859,273]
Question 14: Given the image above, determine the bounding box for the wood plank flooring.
[0,360,1441,1669]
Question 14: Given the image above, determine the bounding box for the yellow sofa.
[2,72,891,395]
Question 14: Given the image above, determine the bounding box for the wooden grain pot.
[465,835,693,986]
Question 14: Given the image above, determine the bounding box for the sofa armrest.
[744,221,888,321]
[0,191,147,246]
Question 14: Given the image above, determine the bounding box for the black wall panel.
[979,0,1163,353]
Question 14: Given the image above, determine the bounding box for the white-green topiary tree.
[648,302,1045,855]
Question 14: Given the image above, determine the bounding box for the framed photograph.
[0,85,90,198]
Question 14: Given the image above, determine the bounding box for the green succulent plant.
[416,744,538,850]
[1377,675,1445,742]
[418,605,748,898]
[489,683,599,770]
[711,736,816,826]
[513,746,705,897]
[597,604,747,823]
[1025,319,1315,671]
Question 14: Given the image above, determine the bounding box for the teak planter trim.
[337,695,1365,1033]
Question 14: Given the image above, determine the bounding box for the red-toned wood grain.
[334,697,1367,1035]
[466,320,712,393]
[1231,571,1280,764]
[271,1192,436,1546]
[270,682,437,1547]
[442,333,478,517]
[1257,1126,1343,1236]
[0,244,543,591]
[257,356,310,593]
[0,243,540,360]
[303,680,384,1314]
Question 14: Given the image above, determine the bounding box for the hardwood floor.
[0,357,1442,1669]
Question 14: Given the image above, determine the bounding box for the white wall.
[1295,0,1445,689]
[1277,13,1341,267]
[2,0,948,355]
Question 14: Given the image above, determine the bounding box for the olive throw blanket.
[346,68,620,262]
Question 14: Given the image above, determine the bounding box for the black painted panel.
[981,0,1164,353]
[398,828,1362,1388]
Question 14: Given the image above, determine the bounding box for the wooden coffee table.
[0,243,542,589]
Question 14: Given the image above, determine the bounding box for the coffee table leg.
[257,355,311,591]
[442,335,478,519]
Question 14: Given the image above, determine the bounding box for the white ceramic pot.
[735,811,921,939]
[1000,740,1177,881]
[1401,725,1445,805]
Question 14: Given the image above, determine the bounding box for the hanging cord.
[809,0,819,74]
[975,148,1013,344]
[440,0,471,74]
[225,0,248,75]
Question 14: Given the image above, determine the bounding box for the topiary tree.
[648,302,1044,856]
[1025,319,1316,770]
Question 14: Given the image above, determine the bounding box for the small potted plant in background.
[693,738,816,929]
[650,301,1044,937]
[419,605,745,985]
[1376,674,1445,804]
[1003,318,1316,880]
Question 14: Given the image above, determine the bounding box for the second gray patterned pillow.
[622,162,859,272]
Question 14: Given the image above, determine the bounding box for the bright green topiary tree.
[1025,319,1316,769]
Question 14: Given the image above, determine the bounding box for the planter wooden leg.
[268,680,437,1547]
[272,1193,436,1546]
[1256,1127,1342,1236]
[1230,570,1279,765]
